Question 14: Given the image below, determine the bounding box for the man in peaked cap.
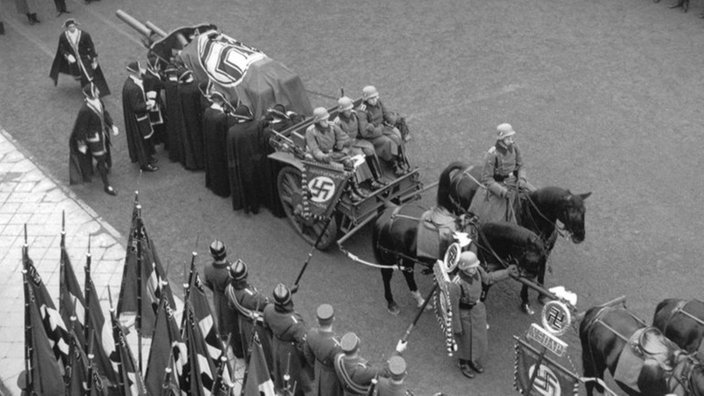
[468,122,535,224]
[203,240,243,359]
[452,251,517,379]
[333,332,407,395]
[122,60,159,172]
[68,82,119,196]
[303,304,344,396]
[263,284,312,395]
[224,259,272,365]
[375,356,410,396]
[50,18,110,96]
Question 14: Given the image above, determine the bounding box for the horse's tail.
[437,161,467,213]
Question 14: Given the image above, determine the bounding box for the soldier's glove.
[77,143,87,154]
[66,54,76,63]
[91,59,98,70]
[111,125,119,136]
[507,264,519,277]
[395,340,408,354]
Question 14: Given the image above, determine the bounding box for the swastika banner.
[302,160,350,217]
[514,338,579,396]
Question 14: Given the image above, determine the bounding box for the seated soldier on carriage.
[358,85,410,176]
[468,122,535,224]
[305,107,374,202]
[334,96,387,191]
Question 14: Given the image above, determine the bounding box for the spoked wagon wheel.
[277,166,338,250]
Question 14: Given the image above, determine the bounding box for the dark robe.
[69,100,113,185]
[163,77,185,163]
[121,77,153,168]
[258,118,298,218]
[49,30,110,96]
[203,105,232,197]
[178,80,205,170]
[227,117,261,212]
[142,69,167,147]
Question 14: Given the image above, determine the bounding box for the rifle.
[268,128,307,160]
[366,377,378,396]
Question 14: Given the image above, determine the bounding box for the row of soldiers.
[203,240,412,396]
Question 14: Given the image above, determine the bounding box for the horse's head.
[558,191,591,243]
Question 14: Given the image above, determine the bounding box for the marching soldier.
[453,251,517,379]
[263,284,312,395]
[303,304,344,396]
[203,240,242,359]
[334,332,407,395]
[224,259,272,366]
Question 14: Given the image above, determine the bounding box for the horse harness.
[668,354,703,396]
[664,299,704,355]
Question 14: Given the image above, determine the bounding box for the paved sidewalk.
[0,128,127,395]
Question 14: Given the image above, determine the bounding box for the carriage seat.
[416,206,458,260]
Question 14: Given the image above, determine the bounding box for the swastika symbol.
[530,364,561,396]
[547,307,566,330]
[308,177,336,203]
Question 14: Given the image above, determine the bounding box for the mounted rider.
[468,123,534,224]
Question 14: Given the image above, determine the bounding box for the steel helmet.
[209,240,227,260]
[313,107,330,123]
[338,96,354,111]
[496,123,516,140]
[458,251,480,272]
[362,85,379,100]
[272,283,291,305]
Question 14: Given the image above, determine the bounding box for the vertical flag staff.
[22,224,33,395]
[84,236,92,351]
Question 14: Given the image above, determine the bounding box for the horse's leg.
[581,346,602,396]
[520,284,535,315]
[381,266,400,315]
[400,262,426,308]
[537,261,550,305]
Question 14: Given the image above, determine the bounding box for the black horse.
[653,298,704,362]
[443,162,590,312]
[372,164,548,314]
[580,305,704,396]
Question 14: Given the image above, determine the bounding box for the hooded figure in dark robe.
[178,69,205,170]
[226,104,260,213]
[142,54,167,147]
[203,92,234,197]
[69,83,117,195]
[50,19,110,96]
[162,62,185,163]
[121,61,158,172]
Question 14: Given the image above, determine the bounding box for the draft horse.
[372,163,548,314]
[653,298,704,362]
[444,162,590,311]
[580,305,704,396]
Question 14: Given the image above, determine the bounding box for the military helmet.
[458,251,480,272]
[496,123,516,140]
[312,107,330,123]
[272,283,291,305]
[228,259,248,281]
[362,85,379,100]
[209,240,226,260]
[338,96,354,111]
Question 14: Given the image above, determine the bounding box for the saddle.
[416,207,457,260]
[614,327,679,392]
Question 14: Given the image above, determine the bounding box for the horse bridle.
[521,191,571,242]
[670,353,703,396]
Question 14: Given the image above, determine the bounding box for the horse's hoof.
[521,303,535,315]
[387,301,400,315]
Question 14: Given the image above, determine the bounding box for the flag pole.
[22,224,33,395]
[136,205,144,372]
[84,236,92,351]
[108,286,126,391]
[84,331,95,396]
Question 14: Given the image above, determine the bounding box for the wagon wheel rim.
[277,166,337,247]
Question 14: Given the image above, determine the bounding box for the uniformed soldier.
[468,123,534,224]
[375,356,410,396]
[334,332,407,395]
[203,240,242,359]
[453,251,517,379]
[263,283,312,395]
[303,304,344,396]
[224,259,272,366]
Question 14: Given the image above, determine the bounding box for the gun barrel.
[115,9,152,39]
[145,21,167,38]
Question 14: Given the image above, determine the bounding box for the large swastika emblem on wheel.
[308,176,336,203]
[528,364,562,396]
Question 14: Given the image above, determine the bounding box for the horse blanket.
[416,206,457,259]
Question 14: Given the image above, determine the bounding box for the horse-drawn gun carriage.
[116,11,425,250]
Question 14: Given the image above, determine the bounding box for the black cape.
[163,78,185,163]
[203,106,232,197]
[69,101,113,184]
[121,77,152,167]
[178,80,205,170]
[227,117,262,212]
[49,30,110,96]
[142,69,167,147]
